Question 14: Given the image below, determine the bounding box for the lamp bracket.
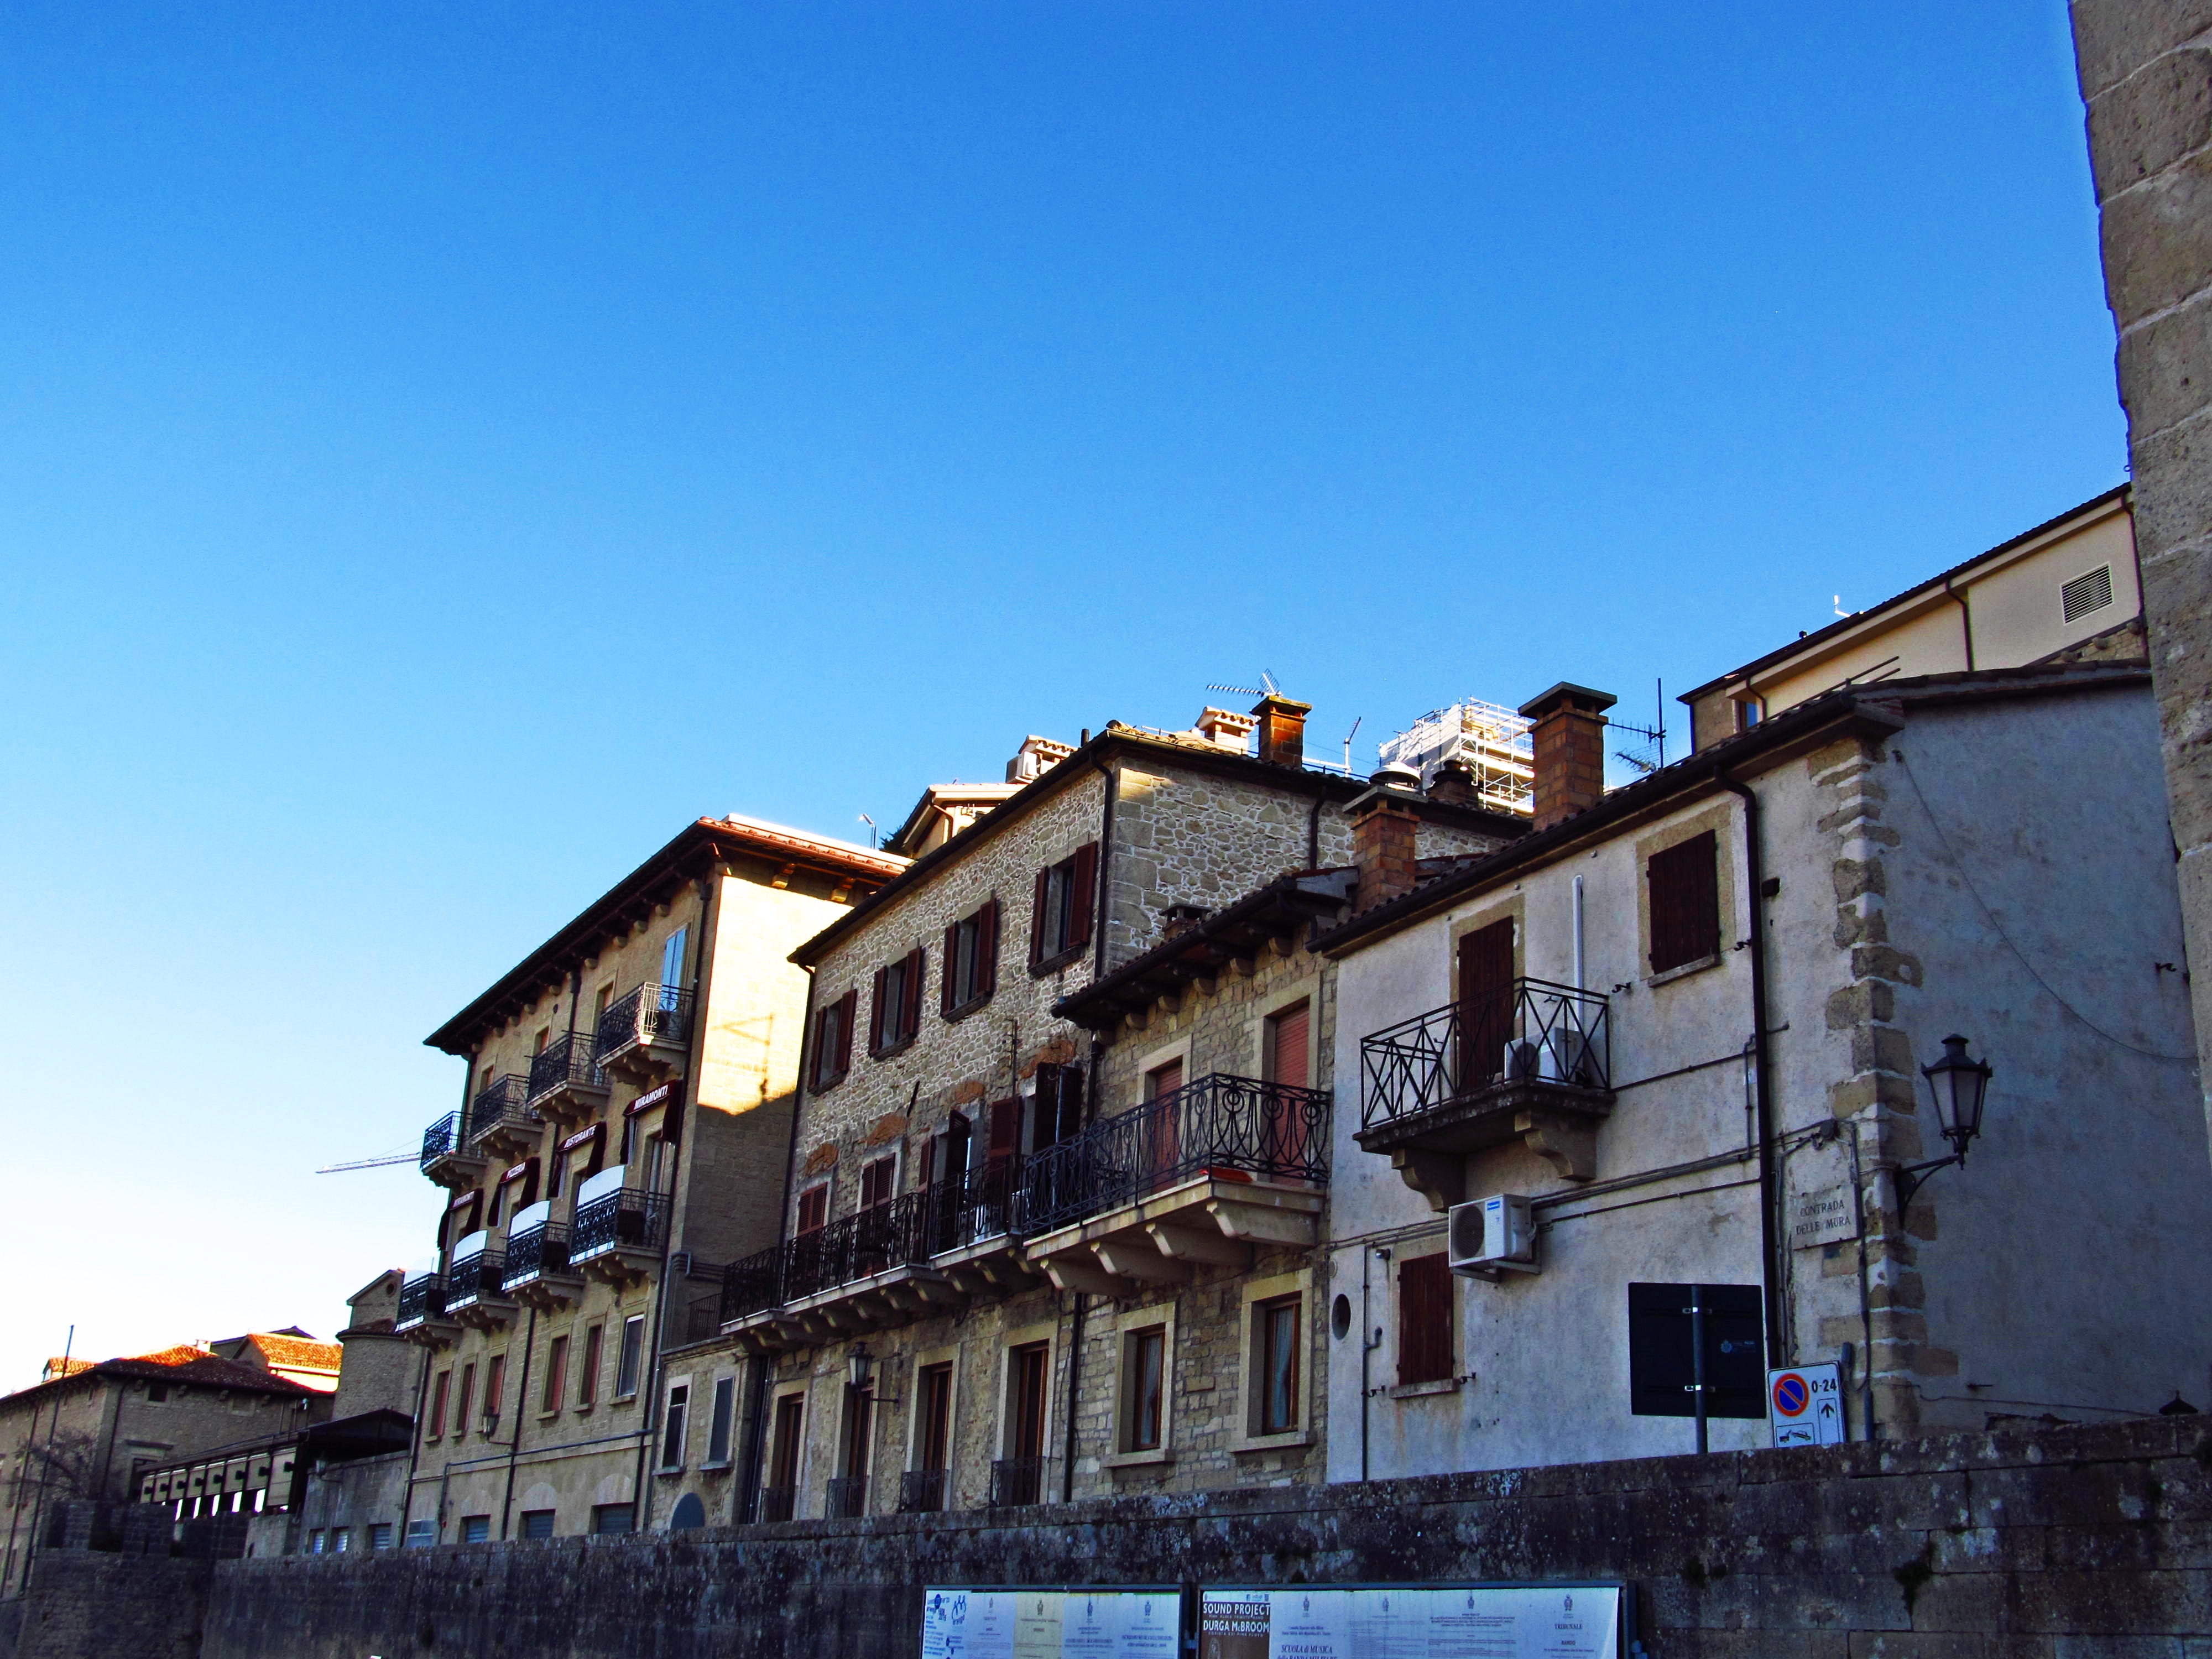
[1892,1152,1963,1214]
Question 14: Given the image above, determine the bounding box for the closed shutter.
[942,921,962,1014]
[836,989,857,1076]
[1457,920,1515,1088]
[868,966,889,1057]
[519,1158,540,1209]
[987,1097,1020,1162]
[1398,1254,1453,1386]
[1648,831,1720,974]
[903,946,926,1039]
[979,898,1000,998]
[1265,1001,1311,1089]
[1030,867,1052,965]
[1068,843,1098,952]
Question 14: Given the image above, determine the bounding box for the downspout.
[747,964,820,1526]
[1572,874,1585,992]
[1714,766,1784,1368]
[1306,792,1323,872]
[498,1306,538,1539]
[395,1339,434,1550]
[1943,578,1976,672]
[1059,1292,1084,1504]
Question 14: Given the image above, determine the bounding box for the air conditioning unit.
[1448,1193,1538,1279]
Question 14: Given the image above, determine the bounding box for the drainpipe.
[1306,792,1324,872]
[1572,874,1585,992]
[1713,766,1783,1368]
[394,1323,434,1552]
[1059,1292,1084,1504]
[1093,758,1119,975]
[1943,578,1976,671]
[498,1307,538,1539]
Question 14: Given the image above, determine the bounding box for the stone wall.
[164,1416,2212,1657]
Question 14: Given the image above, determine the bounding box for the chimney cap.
[1250,693,1312,718]
[1369,761,1422,791]
[1517,682,1618,721]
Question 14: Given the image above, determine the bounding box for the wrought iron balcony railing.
[445,1252,509,1310]
[757,1486,795,1524]
[571,1188,667,1261]
[989,1457,1050,1508]
[501,1222,571,1286]
[593,982,694,1064]
[395,1274,446,1329]
[526,1030,606,1107]
[826,1477,868,1520]
[465,1075,538,1146]
[897,1469,947,1514]
[420,1113,466,1169]
[1015,1073,1330,1237]
[1359,977,1611,1132]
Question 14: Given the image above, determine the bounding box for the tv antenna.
[1205,670,1280,700]
[1611,679,1670,776]
[1342,715,1362,775]
[858,812,878,849]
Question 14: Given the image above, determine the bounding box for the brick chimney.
[1349,773,1422,910]
[1426,757,1479,807]
[1517,683,1616,832]
[1251,695,1311,768]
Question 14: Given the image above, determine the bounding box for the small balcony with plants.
[1018,1074,1329,1297]
[465,1074,544,1162]
[418,1110,487,1191]
[593,981,693,1087]
[500,1200,583,1310]
[568,1165,667,1287]
[524,1030,611,1131]
[1355,977,1613,1208]
[443,1231,517,1331]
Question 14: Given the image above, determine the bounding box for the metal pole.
[1688,1291,1709,1455]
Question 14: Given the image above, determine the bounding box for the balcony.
[1356,978,1613,1206]
[826,1477,868,1520]
[989,1457,1051,1509]
[897,1469,947,1514]
[419,1111,486,1191]
[500,1202,582,1310]
[525,1030,609,1131]
[593,982,693,1087]
[1018,1074,1329,1297]
[444,1235,517,1329]
[465,1075,543,1162]
[393,1269,458,1346]
[758,1487,796,1524]
[569,1168,666,1287]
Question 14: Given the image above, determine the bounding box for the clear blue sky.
[1,3,2121,1386]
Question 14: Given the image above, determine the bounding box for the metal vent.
[2061,564,2114,623]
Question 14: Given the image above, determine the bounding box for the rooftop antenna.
[1205,669,1280,700]
[858,812,878,849]
[1834,594,1850,618]
[1611,679,1669,776]
[1342,715,1362,775]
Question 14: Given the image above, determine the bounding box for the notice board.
[1197,1584,1627,1658]
[920,1587,1182,1658]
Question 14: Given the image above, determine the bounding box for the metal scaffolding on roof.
[1378,699,1536,816]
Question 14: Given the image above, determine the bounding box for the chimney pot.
[1252,695,1311,768]
[1516,682,1616,832]
[1426,758,1479,807]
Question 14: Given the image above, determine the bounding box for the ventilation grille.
[2062,564,2114,623]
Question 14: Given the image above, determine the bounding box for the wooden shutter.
[1648,831,1720,974]
[979,898,1000,998]
[868,966,889,1057]
[1265,1001,1311,1089]
[797,1186,827,1234]
[1029,867,1051,965]
[903,946,926,1040]
[942,921,962,1014]
[987,1097,1020,1162]
[1398,1254,1453,1386]
[836,989,857,1076]
[1456,920,1515,1089]
[1067,842,1098,952]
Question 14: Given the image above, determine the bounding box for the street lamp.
[1894,1034,1994,1212]
[847,1344,874,1393]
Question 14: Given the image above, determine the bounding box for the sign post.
[1766,1364,1845,1447]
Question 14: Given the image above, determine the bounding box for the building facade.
[390,813,902,1545]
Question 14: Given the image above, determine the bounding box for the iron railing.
[684,1293,722,1344]
[395,1274,446,1330]
[898,1469,947,1514]
[989,1458,1049,1508]
[827,1477,868,1520]
[1359,978,1611,1132]
[501,1222,571,1287]
[526,1030,606,1107]
[420,1113,466,1170]
[1016,1074,1331,1237]
[593,982,694,1064]
[444,1252,508,1310]
[465,1075,538,1146]
[571,1188,667,1261]
[758,1487,795,1524]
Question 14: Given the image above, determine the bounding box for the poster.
[1199,1585,1623,1659]
[921,1589,1182,1659]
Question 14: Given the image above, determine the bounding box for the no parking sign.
[1766,1364,1845,1447]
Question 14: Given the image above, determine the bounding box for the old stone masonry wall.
[156,1417,2212,1659]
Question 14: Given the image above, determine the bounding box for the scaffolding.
[1378,699,1535,816]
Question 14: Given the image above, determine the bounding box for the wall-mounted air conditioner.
[1448,1193,1538,1279]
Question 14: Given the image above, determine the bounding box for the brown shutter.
[987,1097,1020,1162]
[837,989,857,1075]
[1068,842,1098,951]
[1029,867,1051,965]
[1648,831,1720,974]
[1398,1254,1453,1386]
[868,966,889,1057]
[942,921,962,1015]
[904,946,926,1040]
[519,1158,540,1210]
[979,898,1000,998]
[1265,1001,1311,1090]
[1457,920,1516,1088]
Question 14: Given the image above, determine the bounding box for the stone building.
[389,813,902,1545]
[692,700,1522,1528]
[1318,662,2212,1480]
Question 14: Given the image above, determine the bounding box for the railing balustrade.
[465,1075,538,1146]
[445,1252,508,1309]
[897,1469,947,1514]
[989,1458,1049,1508]
[571,1188,667,1261]
[1016,1074,1330,1237]
[1358,978,1611,1133]
[826,1477,868,1520]
[395,1274,446,1329]
[501,1222,571,1287]
[757,1487,796,1524]
[420,1113,465,1169]
[593,982,695,1065]
[526,1030,605,1107]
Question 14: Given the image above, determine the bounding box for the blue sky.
[0,3,2121,1384]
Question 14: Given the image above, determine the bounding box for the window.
[1457,918,1515,1077]
[488,1180,506,1229]
[146,1383,169,1404]
[917,1363,953,1476]
[333,1528,351,1552]
[1257,1297,1301,1434]
[521,1510,555,1541]
[2062,563,2115,623]
[369,1524,394,1550]
[1734,697,1762,733]
[1029,844,1097,968]
[405,1519,435,1548]
[534,1025,550,1055]
[541,1335,568,1414]
[811,990,858,1090]
[661,1383,690,1470]
[482,1355,505,1432]
[1648,830,1720,975]
[796,1184,830,1235]
[462,1515,491,1545]
[661,926,689,998]
[453,1363,476,1444]
[1028,1062,1084,1154]
[1122,1327,1166,1452]
[859,1154,896,1211]
[707,1375,737,1465]
[309,1530,324,1554]
[616,1315,645,1399]
[869,946,926,1056]
[549,1146,568,1201]
[1263,1000,1311,1089]
[1397,1254,1453,1387]
[766,1393,806,1515]
[427,1370,451,1439]
[578,1323,603,1407]
[1008,1344,1050,1464]
[591,1503,633,1535]
[941,899,1001,1015]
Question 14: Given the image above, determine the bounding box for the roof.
[791,722,1526,968]
[302,1408,416,1463]
[886,782,1025,858]
[425,814,909,1053]
[1678,486,2132,703]
[238,1333,342,1374]
[1316,661,2152,958]
[9,1345,318,1410]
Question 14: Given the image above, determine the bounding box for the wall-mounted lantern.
[1895,1034,1994,1211]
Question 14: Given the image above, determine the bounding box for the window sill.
[655,1464,685,1478]
[698,1459,733,1474]
[868,1036,917,1063]
[1029,945,1085,978]
[1104,1447,1175,1469]
[941,994,995,1025]
[1646,953,1724,989]
[1389,1378,1460,1400]
[573,1404,594,1416]
[612,1393,639,1406]
[810,1071,849,1094]
[1231,1430,1313,1455]
[536,1410,561,1422]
